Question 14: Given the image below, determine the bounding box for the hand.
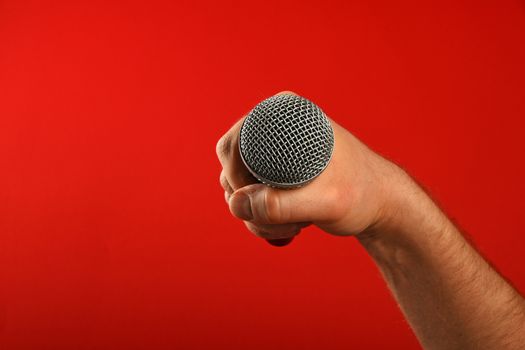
[216,91,402,245]
[218,92,525,350]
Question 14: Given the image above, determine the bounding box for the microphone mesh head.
[239,94,334,188]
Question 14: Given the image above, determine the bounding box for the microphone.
[239,93,335,246]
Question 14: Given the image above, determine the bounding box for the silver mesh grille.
[239,94,334,188]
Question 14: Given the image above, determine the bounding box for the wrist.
[358,164,452,251]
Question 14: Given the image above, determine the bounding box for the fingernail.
[233,192,253,221]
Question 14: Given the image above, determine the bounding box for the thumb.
[229,183,332,225]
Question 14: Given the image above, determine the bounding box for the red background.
[1,0,524,349]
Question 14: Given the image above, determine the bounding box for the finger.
[245,221,310,247]
[244,221,302,240]
[215,91,299,191]
[229,183,340,225]
[220,170,233,194]
[215,117,257,190]
[275,90,298,96]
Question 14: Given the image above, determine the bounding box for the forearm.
[358,167,525,350]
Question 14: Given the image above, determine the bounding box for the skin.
[216,91,525,350]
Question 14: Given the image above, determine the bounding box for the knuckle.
[276,90,297,96]
[245,222,267,238]
[215,134,233,161]
[325,186,347,220]
[263,190,283,224]
[219,171,232,192]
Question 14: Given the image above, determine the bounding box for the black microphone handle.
[266,237,294,247]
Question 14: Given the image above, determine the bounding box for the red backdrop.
[1,0,524,349]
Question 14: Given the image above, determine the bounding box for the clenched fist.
[216,91,403,246]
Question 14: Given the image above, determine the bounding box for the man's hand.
[216,91,401,244]
[216,91,525,349]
